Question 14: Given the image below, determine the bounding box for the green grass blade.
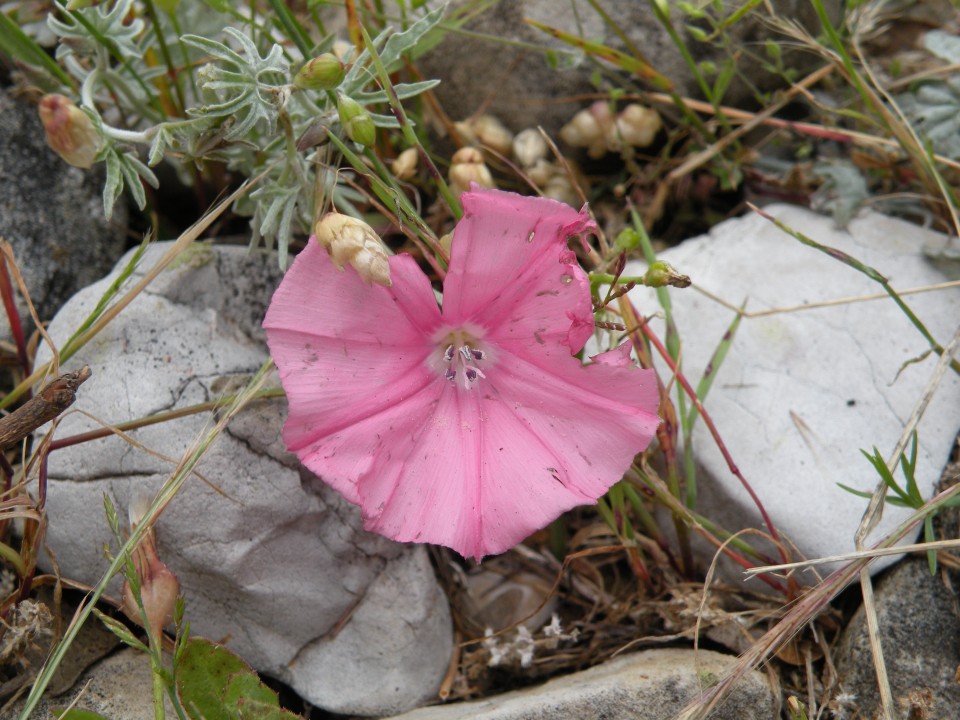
[0,12,73,86]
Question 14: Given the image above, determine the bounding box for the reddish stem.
[0,252,29,377]
[623,296,791,570]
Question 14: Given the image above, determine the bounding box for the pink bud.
[38,94,102,168]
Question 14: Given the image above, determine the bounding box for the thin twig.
[0,367,91,449]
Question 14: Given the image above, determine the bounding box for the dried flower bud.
[294,53,346,90]
[391,147,418,181]
[512,128,548,169]
[543,174,579,207]
[460,115,514,156]
[439,231,453,257]
[121,496,180,639]
[611,104,661,149]
[337,95,376,147]
[315,212,392,287]
[38,94,102,168]
[449,147,495,196]
[643,260,691,288]
[559,102,614,159]
[526,158,557,187]
[296,117,331,152]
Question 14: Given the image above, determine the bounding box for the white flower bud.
[526,158,557,187]
[454,115,513,156]
[560,102,616,158]
[543,173,579,207]
[314,213,392,287]
[612,104,662,149]
[391,147,418,181]
[449,147,495,196]
[512,128,548,168]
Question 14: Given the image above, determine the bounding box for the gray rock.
[35,241,452,715]
[9,648,175,720]
[386,647,777,720]
[419,1,841,136]
[625,205,960,582]
[0,89,127,332]
[834,556,960,719]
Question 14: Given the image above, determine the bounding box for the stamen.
[471,348,485,361]
[444,344,456,362]
[445,368,457,382]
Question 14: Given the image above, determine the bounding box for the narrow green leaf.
[0,12,73,86]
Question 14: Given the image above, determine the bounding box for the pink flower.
[264,187,660,560]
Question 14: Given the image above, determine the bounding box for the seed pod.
[337,95,376,147]
[294,53,346,90]
[314,212,392,287]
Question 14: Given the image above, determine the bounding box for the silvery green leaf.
[48,0,145,62]
[352,79,441,104]
[182,28,288,138]
[102,147,123,220]
[899,79,960,159]
[369,112,402,128]
[379,5,446,71]
[923,29,960,64]
[812,159,868,228]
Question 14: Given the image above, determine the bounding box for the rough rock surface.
[35,241,452,715]
[9,648,174,720]
[387,647,777,720]
[625,204,960,582]
[0,89,127,332]
[834,556,960,720]
[419,1,841,135]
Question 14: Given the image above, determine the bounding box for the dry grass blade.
[678,323,960,718]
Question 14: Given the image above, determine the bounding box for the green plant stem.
[358,25,461,219]
[142,0,187,114]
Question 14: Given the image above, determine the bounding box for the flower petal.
[358,347,659,560]
[442,188,596,354]
[263,239,442,502]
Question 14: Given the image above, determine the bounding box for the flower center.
[432,327,491,390]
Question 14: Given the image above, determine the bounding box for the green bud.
[337,95,376,147]
[644,261,691,289]
[613,228,643,253]
[294,53,346,90]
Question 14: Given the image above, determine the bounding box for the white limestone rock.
[35,241,452,715]
[386,648,776,720]
[626,204,960,582]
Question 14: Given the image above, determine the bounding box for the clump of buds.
[449,147,495,196]
[337,95,376,147]
[38,94,102,168]
[610,104,662,151]
[559,102,661,158]
[391,147,419,181]
[315,212,392,287]
[454,114,513,156]
[121,497,180,640]
[294,53,346,90]
[511,128,549,169]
